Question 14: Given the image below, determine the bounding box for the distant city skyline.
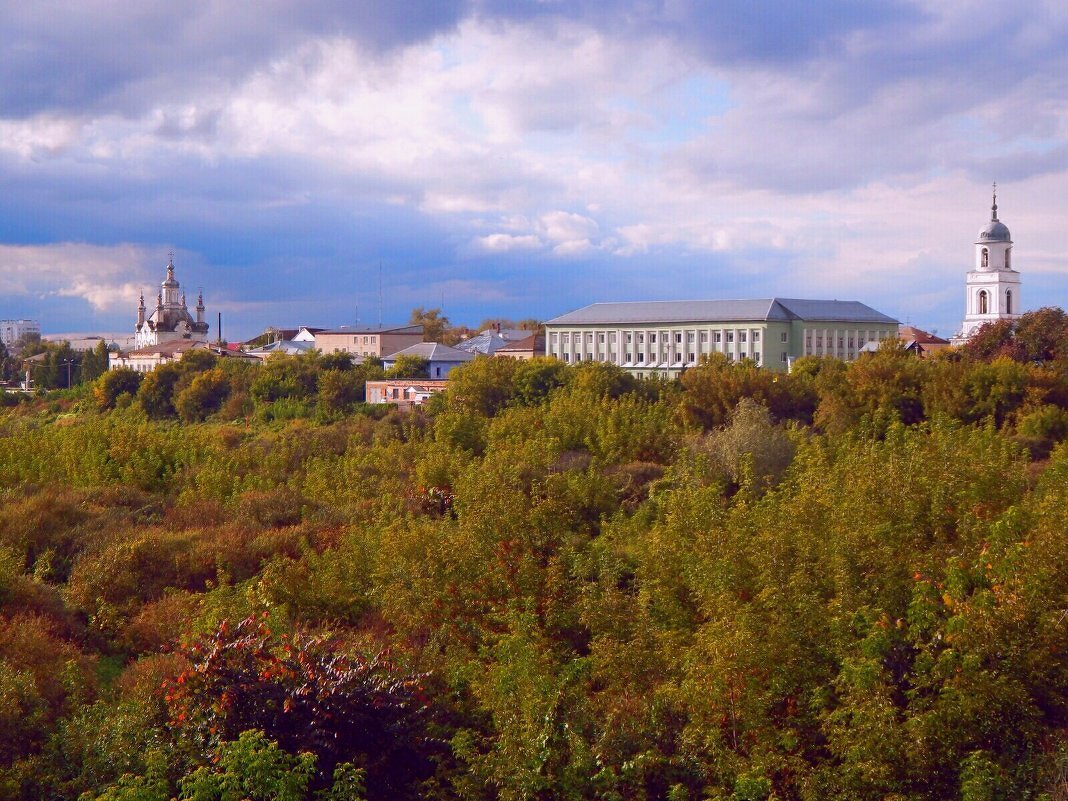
[1,1,1066,342]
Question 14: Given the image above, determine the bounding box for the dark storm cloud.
[0,0,466,116]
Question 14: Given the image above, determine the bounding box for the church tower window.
[1005,290,1012,315]
[981,248,989,269]
[978,290,988,315]
[1005,248,1011,270]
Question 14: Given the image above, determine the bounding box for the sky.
[1,0,1066,342]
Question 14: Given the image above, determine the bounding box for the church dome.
[978,219,1011,242]
[977,187,1011,242]
[161,257,180,289]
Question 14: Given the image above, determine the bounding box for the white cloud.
[475,233,543,252]
[0,243,159,312]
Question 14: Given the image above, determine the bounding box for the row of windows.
[562,350,766,365]
[552,329,786,345]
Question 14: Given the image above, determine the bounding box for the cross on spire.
[991,181,998,220]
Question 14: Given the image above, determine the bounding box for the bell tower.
[953,185,1021,344]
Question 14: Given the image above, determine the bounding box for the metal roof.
[317,324,423,335]
[383,342,475,362]
[545,298,898,326]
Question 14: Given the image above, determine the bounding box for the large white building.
[953,188,1021,344]
[0,319,41,348]
[134,258,209,348]
[544,298,899,377]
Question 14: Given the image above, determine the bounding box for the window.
[649,333,657,343]
[978,290,989,314]
[755,352,761,364]
[780,332,788,343]
[687,332,695,342]
[563,353,570,362]
[638,333,644,344]
[688,352,696,362]
[781,352,788,363]
[363,336,369,344]
[626,333,633,344]
[1006,248,1011,270]
[727,332,734,343]
[848,336,855,348]
[981,247,989,269]
[371,336,377,344]
[838,337,844,348]
[435,366,441,377]
[609,333,616,343]
[598,333,605,343]
[675,333,682,343]
[714,332,722,343]
[753,331,760,342]
[551,333,558,344]
[587,333,594,343]
[625,353,632,363]
[739,331,747,343]
[562,333,570,343]
[700,331,709,343]
[1006,290,1013,314]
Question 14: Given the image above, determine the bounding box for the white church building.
[134,257,210,348]
[953,188,1021,344]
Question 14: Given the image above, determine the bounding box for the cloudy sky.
[2,0,1066,341]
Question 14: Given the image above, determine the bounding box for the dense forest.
[1,310,1066,801]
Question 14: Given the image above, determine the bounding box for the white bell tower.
[953,185,1021,344]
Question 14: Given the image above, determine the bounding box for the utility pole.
[61,357,75,389]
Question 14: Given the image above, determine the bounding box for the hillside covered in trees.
[1,310,1067,801]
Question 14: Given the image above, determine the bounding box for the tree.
[163,616,435,798]
[79,341,111,385]
[511,357,569,406]
[175,368,230,422]
[94,369,143,410]
[1012,307,1068,363]
[385,355,429,380]
[408,307,450,344]
[446,356,519,417]
[137,363,182,419]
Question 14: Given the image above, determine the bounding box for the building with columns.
[952,188,1022,344]
[134,258,209,348]
[544,298,899,377]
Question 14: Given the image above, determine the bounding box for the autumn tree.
[408,307,450,344]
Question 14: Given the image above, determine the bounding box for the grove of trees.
[0,311,1066,800]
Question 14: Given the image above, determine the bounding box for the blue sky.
[1,0,1066,341]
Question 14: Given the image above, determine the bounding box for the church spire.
[991,181,998,221]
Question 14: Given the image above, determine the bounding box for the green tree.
[175,369,230,422]
[94,369,144,410]
[79,341,111,385]
[385,355,429,379]
[408,307,450,344]
[137,363,182,419]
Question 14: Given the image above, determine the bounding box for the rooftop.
[316,324,423,336]
[545,298,899,326]
[383,341,476,362]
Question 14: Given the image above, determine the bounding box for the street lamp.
[61,358,75,389]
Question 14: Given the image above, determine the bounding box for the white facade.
[544,299,899,377]
[0,319,41,348]
[954,189,1021,343]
